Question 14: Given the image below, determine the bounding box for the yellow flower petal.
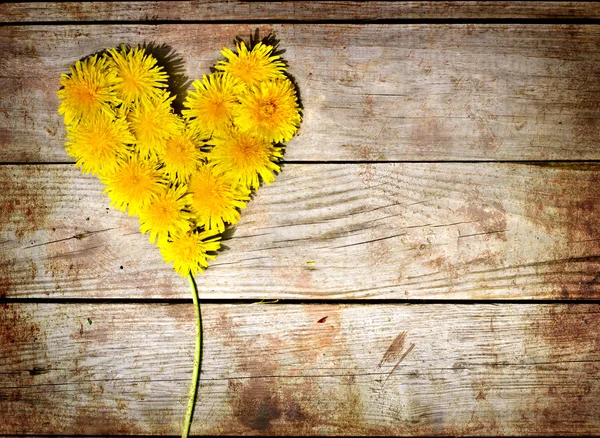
[139,184,192,245]
[65,113,134,175]
[100,153,166,216]
[57,54,120,125]
[158,230,221,277]
[161,122,207,184]
[128,90,179,158]
[209,127,282,190]
[215,41,286,87]
[235,78,301,143]
[108,45,169,108]
[187,164,250,233]
[182,73,244,134]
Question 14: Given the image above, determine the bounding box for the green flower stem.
[182,272,202,438]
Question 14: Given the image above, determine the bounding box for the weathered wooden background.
[1,1,599,435]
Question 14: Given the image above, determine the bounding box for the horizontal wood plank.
[3,1,600,23]
[1,163,599,300]
[1,302,599,435]
[1,24,600,162]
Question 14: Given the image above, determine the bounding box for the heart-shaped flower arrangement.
[57,37,301,436]
[58,38,300,275]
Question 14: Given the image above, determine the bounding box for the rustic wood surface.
[2,303,600,435]
[1,2,599,436]
[2,163,600,300]
[2,24,600,162]
[3,1,600,22]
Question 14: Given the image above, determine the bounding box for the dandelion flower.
[65,113,134,175]
[138,184,192,245]
[101,153,166,215]
[187,164,250,232]
[128,90,179,158]
[210,128,282,190]
[236,78,301,143]
[57,54,120,125]
[182,73,244,134]
[215,41,286,87]
[158,230,221,277]
[108,45,168,107]
[161,122,207,184]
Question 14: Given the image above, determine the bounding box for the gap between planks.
[7,160,600,166]
[3,19,600,27]
[2,1,600,23]
[4,297,600,305]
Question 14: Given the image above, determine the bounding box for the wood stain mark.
[43,126,56,137]
[521,165,600,298]
[378,331,406,368]
[384,343,415,384]
[521,304,600,428]
[229,377,282,431]
[0,303,48,432]
[0,167,52,241]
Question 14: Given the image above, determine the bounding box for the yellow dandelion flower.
[158,230,221,277]
[101,153,166,216]
[209,128,282,190]
[65,113,134,175]
[182,73,244,134]
[138,184,192,245]
[161,122,207,184]
[108,45,168,107]
[57,54,120,125]
[128,90,179,158]
[235,78,301,143]
[215,41,286,87]
[187,164,250,233]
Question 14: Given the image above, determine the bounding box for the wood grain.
[2,163,599,300]
[2,302,599,435]
[1,24,600,162]
[2,4,599,438]
[3,1,600,23]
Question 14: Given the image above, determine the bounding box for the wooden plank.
[1,163,599,300]
[3,1,600,23]
[1,24,600,162]
[2,302,599,435]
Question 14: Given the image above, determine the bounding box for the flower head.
[128,90,179,158]
[209,128,282,190]
[139,184,193,245]
[215,41,286,87]
[108,45,168,108]
[235,78,301,143]
[187,164,250,232]
[182,73,244,134]
[65,113,134,175]
[57,54,120,125]
[161,122,207,184]
[158,230,221,277]
[101,153,166,215]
